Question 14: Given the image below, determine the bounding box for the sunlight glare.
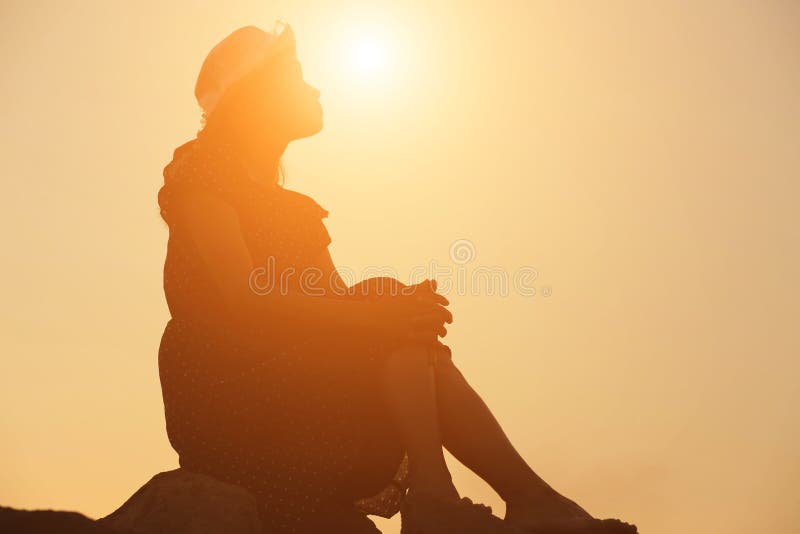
[345,30,393,83]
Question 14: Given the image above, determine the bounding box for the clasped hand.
[371,278,453,344]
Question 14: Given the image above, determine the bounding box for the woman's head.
[195,23,323,148]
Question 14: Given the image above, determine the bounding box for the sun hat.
[194,20,296,117]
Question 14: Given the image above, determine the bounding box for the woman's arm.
[171,189,451,340]
[312,243,454,342]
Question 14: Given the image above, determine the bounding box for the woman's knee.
[386,341,434,363]
[432,347,463,381]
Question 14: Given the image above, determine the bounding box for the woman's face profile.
[249,52,323,142]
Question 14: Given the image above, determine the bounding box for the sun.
[318,18,414,97]
[344,30,393,82]
[352,39,385,72]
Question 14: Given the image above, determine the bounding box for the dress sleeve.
[300,196,332,258]
[158,144,243,227]
[278,189,332,260]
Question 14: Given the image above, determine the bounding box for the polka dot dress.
[156,134,410,533]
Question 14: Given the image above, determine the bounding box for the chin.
[293,118,323,140]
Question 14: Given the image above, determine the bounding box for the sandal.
[400,491,525,534]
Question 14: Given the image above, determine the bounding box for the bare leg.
[432,349,592,524]
[378,342,460,503]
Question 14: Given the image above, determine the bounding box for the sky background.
[1,1,798,533]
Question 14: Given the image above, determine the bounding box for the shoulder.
[165,139,246,192]
[158,138,248,225]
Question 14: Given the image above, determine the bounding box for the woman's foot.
[504,486,591,526]
[406,470,461,505]
[503,487,637,533]
[400,491,518,534]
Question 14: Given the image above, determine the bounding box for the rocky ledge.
[1,468,265,534]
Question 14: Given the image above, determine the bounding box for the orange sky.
[1,2,798,533]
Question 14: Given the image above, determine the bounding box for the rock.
[1,468,383,533]
[96,468,263,534]
[0,505,124,533]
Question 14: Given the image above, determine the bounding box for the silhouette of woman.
[157,22,637,534]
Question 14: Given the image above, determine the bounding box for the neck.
[200,122,287,188]
[237,135,287,188]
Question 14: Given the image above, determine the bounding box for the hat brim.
[199,23,299,116]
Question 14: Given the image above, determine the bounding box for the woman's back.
[158,135,332,330]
